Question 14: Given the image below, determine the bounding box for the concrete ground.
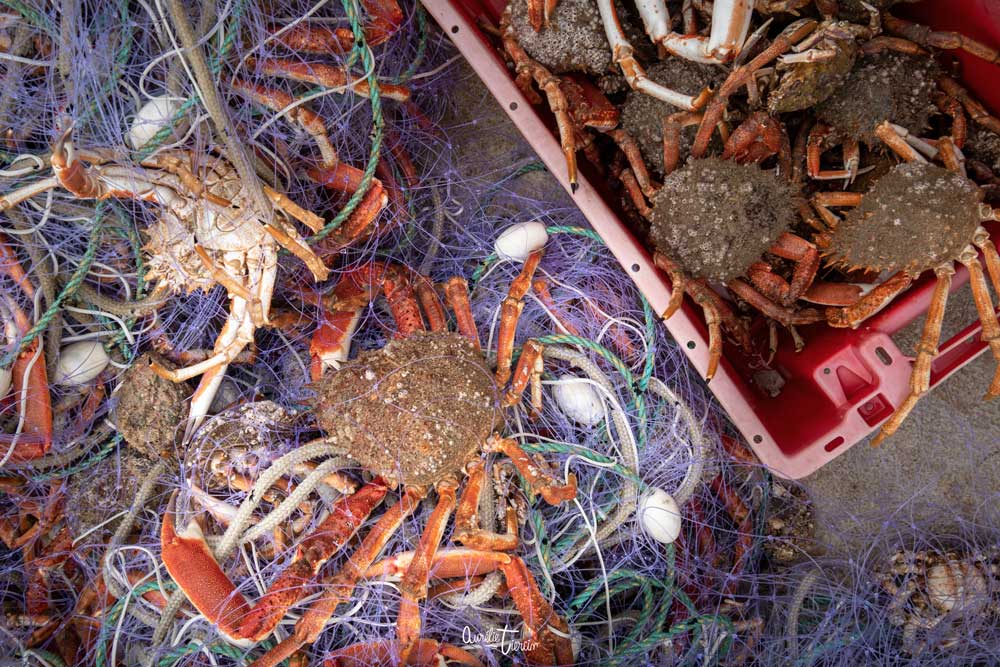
[445,60,1000,559]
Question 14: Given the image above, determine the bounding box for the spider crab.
[0,129,330,430]
[619,101,825,378]
[880,546,1000,655]
[161,254,578,666]
[810,126,1000,445]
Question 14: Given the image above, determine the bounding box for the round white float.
[54,341,109,386]
[128,96,188,150]
[494,221,547,262]
[639,487,681,544]
[552,374,605,427]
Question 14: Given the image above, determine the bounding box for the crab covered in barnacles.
[880,546,1000,655]
[805,49,939,181]
[499,0,659,191]
[812,156,1000,444]
[161,257,579,666]
[620,59,724,176]
[638,150,825,379]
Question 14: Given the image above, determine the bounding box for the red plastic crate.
[422,0,1000,478]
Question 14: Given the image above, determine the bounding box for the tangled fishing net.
[0,1,998,666]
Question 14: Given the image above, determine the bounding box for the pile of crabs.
[500,0,1000,443]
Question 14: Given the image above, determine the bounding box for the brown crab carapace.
[639,155,824,380]
[812,153,1000,445]
[161,257,578,666]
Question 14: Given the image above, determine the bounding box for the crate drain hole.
[824,436,845,452]
[875,346,893,366]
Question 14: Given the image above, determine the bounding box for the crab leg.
[251,487,425,667]
[937,75,1000,136]
[307,162,389,252]
[248,57,411,102]
[500,10,579,189]
[495,249,543,385]
[634,0,752,64]
[653,252,687,320]
[875,121,928,163]
[807,123,862,182]
[453,459,518,551]
[662,111,703,176]
[596,0,712,110]
[325,639,483,667]
[770,232,820,304]
[693,19,817,158]
[374,548,573,665]
[825,271,914,328]
[0,176,60,211]
[884,14,1000,66]
[161,480,388,645]
[397,478,458,660]
[485,435,576,506]
[728,278,823,328]
[231,78,338,168]
[443,276,480,348]
[964,234,1000,399]
[414,276,447,333]
[872,264,954,446]
[0,253,52,460]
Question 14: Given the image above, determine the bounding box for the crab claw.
[160,491,255,647]
[162,480,388,646]
[50,126,104,199]
[309,263,390,380]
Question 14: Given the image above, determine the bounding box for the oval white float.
[495,221,547,262]
[55,341,109,386]
[128,96,188,150]
[639,487,681,544]
[0,366,10,397]
[552,374,605,427]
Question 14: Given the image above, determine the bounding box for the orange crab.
[161,254,579,666]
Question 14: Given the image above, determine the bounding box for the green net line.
[95,580,174,667]
[307,0,384,243]
[392,4,429,85]
[31,433,120,483]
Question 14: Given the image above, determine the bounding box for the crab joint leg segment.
[596,0,713,110]
[872,264,954,446]
[369,548,574,665]
[250,487,425,667]
[484,435,577,506]
[495,249,543,384]
[161,480,387,644]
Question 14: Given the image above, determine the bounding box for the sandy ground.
[445,58,1000,560]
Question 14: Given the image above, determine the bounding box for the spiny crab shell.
[309,331,503,488]
[142,154,269,294]
[815,51,938,145]
[824,162,984,274]
[768,29,859,114]
[507,0,610,76]
[649,158,799,284]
